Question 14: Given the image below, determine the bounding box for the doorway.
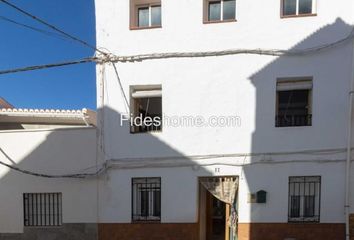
[199,177,238,240]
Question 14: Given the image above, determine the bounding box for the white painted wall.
[95,0,354,225]
[0,128,98,233]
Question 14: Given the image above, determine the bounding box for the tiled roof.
[0,98,14,109]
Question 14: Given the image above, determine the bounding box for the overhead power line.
[109,27,354,62]
[0,147,106,178]
[0,57,97,75]
[0,0,107,55]
[0,15,70,41]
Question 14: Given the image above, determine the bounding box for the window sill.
[288,220,320,224]
[203,19,237,24]
[24,225,63,228]
[132,220,161,224]
[130,129,162,134]
[275,125,312,129]
[281,13,317,19]
[130,25,162,31]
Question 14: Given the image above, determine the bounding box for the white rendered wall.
[0,128,98,233]
[95,0,354,224]
[98,162,346,223]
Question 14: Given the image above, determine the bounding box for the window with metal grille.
[288,176,321,222]
[276,78,313,127]
[132,178,161,221]
[23,193,62,227]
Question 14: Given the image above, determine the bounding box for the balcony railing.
[275,114,312,127]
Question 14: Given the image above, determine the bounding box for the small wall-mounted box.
[256,190,267,203]
[248,190,267,204]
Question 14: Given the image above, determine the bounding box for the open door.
[199,177,238,240]
[205,191,230,240]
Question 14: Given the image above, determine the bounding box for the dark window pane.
[277,90,310,127]
[223,0,236,20]
[138,7,149,27]
[151,5,161,26]
[140,191,149,217]
[153,191,161,217]
[283,0,296,15]
[290,196,300,217]
[135,97,162,132]
[209,1,221,21]
[304,196,315,217]
[299,0,312,14]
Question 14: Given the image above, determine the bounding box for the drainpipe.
[345,37,354,240]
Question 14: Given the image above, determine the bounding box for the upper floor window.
[130,85,162,133]
[282,0,316,17]
[288,176,321,223]
[130,0,161,29]
[204,0,236,23]
[275,78,313,127]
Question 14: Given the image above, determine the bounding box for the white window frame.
[282,0,316,16]
[136,4,161,28]
[207,0,236,22]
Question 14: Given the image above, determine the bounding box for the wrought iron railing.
[276,114,312,127]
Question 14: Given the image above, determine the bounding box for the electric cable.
[0,15,71,41]
[0,57,97,75]
[0,0,108,55]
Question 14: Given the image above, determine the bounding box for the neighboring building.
[0,108,99,240]
[0,97,14,109]
[95,1,354,240]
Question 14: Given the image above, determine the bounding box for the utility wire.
[0,57,97,75]
[0,15,71,41]
[0,0,107,55]
[0,147,106,178]
[109,27,354,62]
[112,63,130,110]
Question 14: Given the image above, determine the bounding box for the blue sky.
[0,0,97,110]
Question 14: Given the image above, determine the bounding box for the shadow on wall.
[0,18,353,240]
[0,124,99,240]
[98,107,216,240]
[0,106,217,240]
[245,18,352,240]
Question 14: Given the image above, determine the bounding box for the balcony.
[275,114,312,127]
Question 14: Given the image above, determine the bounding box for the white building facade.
[95,0,354,240]
[0,109,99,240]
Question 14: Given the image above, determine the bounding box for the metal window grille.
[23,193,62,227]
[132,178,161,221]
[276,89,312,127]
[288,176,321,222]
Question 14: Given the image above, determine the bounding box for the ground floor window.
[132,177,161,221]
[288,176,321,222]
[23,192,62,226]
